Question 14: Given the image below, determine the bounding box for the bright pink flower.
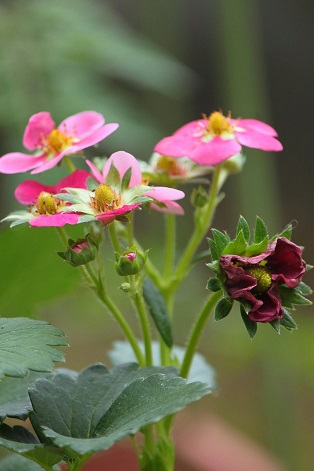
[154,111,283,166]
[3,170,90,228]
[0,111,118,175]
[87,151,185,215]
[220,238,306,323]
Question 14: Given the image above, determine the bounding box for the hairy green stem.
[163,213,176,280]
[63,155,77,173]
[132,285,153,366]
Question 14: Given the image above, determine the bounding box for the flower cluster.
[207,216,311,336]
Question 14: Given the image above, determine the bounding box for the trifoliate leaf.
[236,216,250,243]
[214,298,233,321]
[0,318,67,379]
[254,216,268,244]
[142,278,173,348]
[240,305,257,339]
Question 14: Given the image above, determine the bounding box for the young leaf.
[254,216,268,244]
[142,278,173,348]
[214,298,233,321]
[236,216,250,242]
[240,305,257,338]
[0,318,67,379]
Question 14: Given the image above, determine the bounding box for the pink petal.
[30,213,81,227]
[173,119,206,137]
[234,119,278,136]
[190,137,242,165]
[58,111,105,139]
[86,160,103,183]
[55,169,91,192]
[23,112,55,151]
[0,152,47,174]
[235,130,283,151]
[151,201,184,215]
[70,123,119,152]
[95,204,140,225]
[102,151,142,187]
[146,187,185,202]
[30,153,64,174]
[154,135,200,158]
[14,180,55,205]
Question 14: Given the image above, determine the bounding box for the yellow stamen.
[206,111,232,135]
[35,192,62,215]
[93,184,121,212]
[45,129,73,154]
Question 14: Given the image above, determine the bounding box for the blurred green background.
[0,1,313,470]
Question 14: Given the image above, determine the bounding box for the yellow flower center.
[92,184,121,213]
[245,265,272,294]
[44,129,73,154]
[206,111,233,136]
[35,192,63,215]
[156,155,183,176]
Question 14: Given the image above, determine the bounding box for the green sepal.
[214,298,233,321]
[207,277,221,292]
[244,236,269,257]
[240,305,257,338]
[236,215,250,242]
[254,216,268,244]
[121,167,132,192]
[207,238,219,261]
[280,309,298,331]
[86,176,99,191]
[269,319,281,334]
[278,285,312,309]
[57,234,98,267]
[222,229,247,256]
[270,222,293,241]
[206,260,221,276]
[105,163,121,190]
[115,247,148,276]
[211,229,230,256]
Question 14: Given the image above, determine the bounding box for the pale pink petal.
[190,137,242,165]
[235,130,283,151]
[70,123,119,152]
[30,153,64,174]
[0,152,47,174]
[234,119,278,136]
[102,151,142,187]
[14,181,55,205]
[174,119,206,137]
[58,111,105,139]
[86,159,103,183]
[151,201,184,215]
[23,112,55,150]
[146,187,185,202]
[30,213,81,227]
[95,203,140,225]
[55,169,91,192]
[154,135,200,158]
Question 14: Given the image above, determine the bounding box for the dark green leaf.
[269,319,281,333]
[214,298,233,321]
[207,277,221,292]
[280,309,298,331]
[0,318,67,379]
[211,229,230,257]
[254,216,268,244]
[142,278,173,347]
[278,285,312,309]
[0,454,44,471]
[237,216,250,242]
[222,230,247,256]
[296,282,313,296]
[240,305,257,338]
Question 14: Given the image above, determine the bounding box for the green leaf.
[142,278,173,348]
[237,216,250,242]
[211,229,230,257]
[222,230,247,256]
[214,298,233,321]
[280,309,298,331]
[0,318,67,379]
[0,372,50,423]
[207,238,219,261]
[109,341,217,388]
[28,363,209,456]
[0,454,45,471]
[254,216,268,244]
[207,277,221,292]
[240,306,257,338]
[278,285,312,309]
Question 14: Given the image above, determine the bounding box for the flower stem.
[179,290,222,379]
[63,155,77,173]
[163,213,176,280]
[132,281,153,366]
[109,221,122,253]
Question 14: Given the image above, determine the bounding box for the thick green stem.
[180,290,222,379]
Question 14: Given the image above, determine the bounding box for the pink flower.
[220,238,306,323]
[0,111,118,174]
[154,111,283,166]
[87,151,185,215]
[3,170,90,228]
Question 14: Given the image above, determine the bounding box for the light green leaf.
[0,318,67,379]
[142,278,173,348]
[254,216,268,244]
[0,454,45,471]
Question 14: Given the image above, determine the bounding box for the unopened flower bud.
[58,234,97,267]
[115,247,147,276]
